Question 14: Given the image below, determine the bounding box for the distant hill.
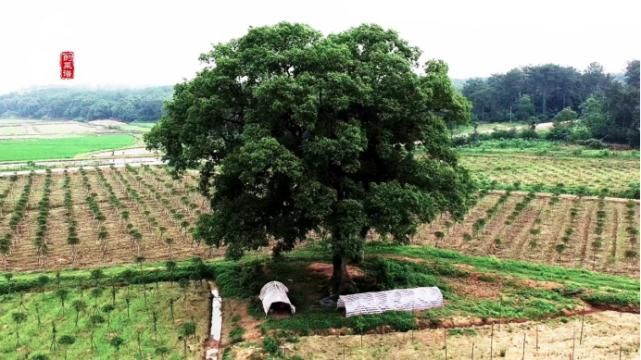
[0,86,173,123]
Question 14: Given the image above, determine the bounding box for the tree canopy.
[0,87,172,122]
[463,62,616,122]
[462,60,640,147]
[145,23,476,293]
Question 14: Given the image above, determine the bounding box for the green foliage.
[110,336,124,350]
[262,336,280,355]
[146,23,476,291]
[461,61,639,147]
[448,328,478,336]
[581,292,640,308]
[179,321,196,337]
[58,335,76,346]
[463,64,601,122]
[596,61,640,147]
[229,326,245,344]
[513,95,535,121]
[30,354,49,360]
[364,257,462,290]
[553,107,578,122]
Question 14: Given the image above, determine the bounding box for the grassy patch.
[456,139,639,159]
[367,244,639,307]
[0,135,136,162]
[206,246,639,336]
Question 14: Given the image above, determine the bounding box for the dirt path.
[0,157,163,177]
[277,311,639,359]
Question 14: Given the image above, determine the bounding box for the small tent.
[337,287,443,317]
[259,281,296,315]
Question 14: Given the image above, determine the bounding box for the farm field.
[0,280,209,360]
[0,165,638,359]
[412,191,640,276]
[0,119,153,139]
[1,241,637,359]
[0,165,216,272]
[0,135,137,162]
[258,311,639,359]
[0,120,115,139]
[460,152,640,198]
[1,166,638,276]
[456,139,640,159]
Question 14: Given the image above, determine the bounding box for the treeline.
[0,86,173,122]
[462,61,640,146]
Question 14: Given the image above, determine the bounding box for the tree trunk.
[330,254,354,296]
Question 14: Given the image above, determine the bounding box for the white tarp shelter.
[337,287,443,317]
[259,281,296,315]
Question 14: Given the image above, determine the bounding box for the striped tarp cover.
[337,287,443,317]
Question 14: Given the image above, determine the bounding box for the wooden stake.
[522,333,526,360]
[444,327,448,360]
[619,344,622,360]
[535,325,539,351]
[579,314,585,345]
[490,323,494,360]
[471,341,474,360]
[571,328,576,360]
[411,307,415,341]
[498,297,502,331]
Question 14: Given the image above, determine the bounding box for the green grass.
[0,282,207,360]
[456,139,640,159]
[106,122,156,133]
[0,135,136,162]
[366,244,640,296]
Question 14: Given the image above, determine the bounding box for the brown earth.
[238,311,640,360]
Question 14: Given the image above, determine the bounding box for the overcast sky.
[1,0,639,94]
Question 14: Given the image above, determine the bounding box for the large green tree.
[585,60,640,146]
[146,23,476,293]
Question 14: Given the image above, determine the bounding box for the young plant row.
[470,191,510,237]
[136,166,195,244]
[108,167,151,259]
[33,169,53,262]
[623,200,638,260]
[62,170,81,265]
[554,197,582,256]
[0,174,19,218]
[8,172,34,233]
[504,191,536,226]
